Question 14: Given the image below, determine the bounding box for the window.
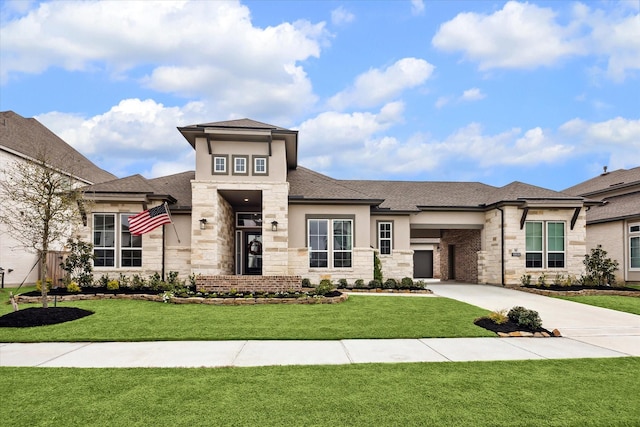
[213,155,228,174]
[93,214,142,268]
[94,214,115,267]
[631,224,640,269]
[525,221,564,268]
[232,156,248,175]
[378,221,392,255]
[308,218,353,268]
[253,156,268,175]
[121,214,142,267]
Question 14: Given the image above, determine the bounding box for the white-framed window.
[213,155,228,174]
[525,221,565,268]
[378,221,392,255]
[308,218,353,268]
[233,155,248,175]
[630,223,640,270]
[93,214,142,268]
[253,156,268,175]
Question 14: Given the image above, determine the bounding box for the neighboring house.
[0,111,116,286]
[564,167,640,283]
[78,118,596,286]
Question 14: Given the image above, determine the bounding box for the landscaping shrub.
[488,309,508,324]
[36,279,52,292]
[414,280,426,289]
[106,279,120,291]
[368,279,381,289]
[315,279,334,296]
[583,246,619,286]
[536,273,547,287]
[400,277,413,289]
[66,281,82,293]
[301,278,312,288]
[337,278,348,289]
[60,237,94,287]
[383,278,397,289]
[508,306,542,329]
[520,274,532,286]
[354,279,366,289]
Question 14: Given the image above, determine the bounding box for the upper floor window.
[630,223,640,269]
[213,155,228,175]
[308,218,353,268]
[378,221,392,255]
[233,156,248,175]
[253,156,268,175]
[525,221,565,268]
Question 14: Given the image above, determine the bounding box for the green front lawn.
[556,295,640,315]
[2,358,639,426]
[0,288,494,341]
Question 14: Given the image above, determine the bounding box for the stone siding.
[196,275,302,293]
[379,250,414,280]
[288,247,374,284]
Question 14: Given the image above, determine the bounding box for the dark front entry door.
[413,250,433,278]
[245,232,262,275]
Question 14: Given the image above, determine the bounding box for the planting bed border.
[15,292,349,305]
[509,286,640,298]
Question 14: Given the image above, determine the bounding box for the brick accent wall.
[196,275,302,293]
[440,229,481,283]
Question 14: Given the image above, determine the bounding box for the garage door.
[413,250,433,278]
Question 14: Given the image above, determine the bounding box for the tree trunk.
[40,249,49,309]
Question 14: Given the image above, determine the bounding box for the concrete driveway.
[428,283,640,356]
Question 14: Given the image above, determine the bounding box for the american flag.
[128,203,172,235]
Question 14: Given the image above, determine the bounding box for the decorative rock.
[520,331,534,337]
[552,329,562,337]
[509,331,522,337]
[497,332,510,337]
[541,332,550,337]
[534,332,543,337]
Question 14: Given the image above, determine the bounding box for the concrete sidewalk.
[1,284,638,368]
[0,336,634,368]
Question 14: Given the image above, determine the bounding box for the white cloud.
[460,88,486,102]
[36,99,206,178]
[411,0,425,16]
[435,96,450,109]
[0,0,326,116]
[432,1,639,81]
[327,58,434,110]
[331,6,354,26]
[432,2,581,70]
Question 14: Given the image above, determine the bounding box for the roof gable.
[564,167,640,197]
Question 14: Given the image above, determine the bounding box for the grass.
[0,288,495,341]
[1,358,639,426]
[556,295,640,315]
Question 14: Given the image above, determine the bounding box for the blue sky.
[1,0,638,191]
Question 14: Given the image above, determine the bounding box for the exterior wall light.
[199,218,208,230]
[271,220,278,232]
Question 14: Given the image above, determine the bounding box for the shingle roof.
[483,181,581,206]
[0,111,116,184]
[287,167,380,203]
[563,167,640,197]
[585,191,640,223]
[181,118,289,131]
[83,171,195,210]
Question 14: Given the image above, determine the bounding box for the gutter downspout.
[496,206,505,286]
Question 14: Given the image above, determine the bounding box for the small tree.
[60,237,94,288]
[373,251,383,282]
[0,145,85,308]
[583,246,619,286]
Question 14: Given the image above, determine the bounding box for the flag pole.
[164,202,181,244]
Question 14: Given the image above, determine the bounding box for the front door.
[245,232,262,275]
[413,250,433,278]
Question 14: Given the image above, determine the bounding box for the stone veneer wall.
[288,247,374,284]
[440,229,481,283]
[196,275,302,293]
[379,250,414,280]
[481,206,587,285]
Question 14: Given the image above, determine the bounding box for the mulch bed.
[0,307,94,328]
[474,317,553,335]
